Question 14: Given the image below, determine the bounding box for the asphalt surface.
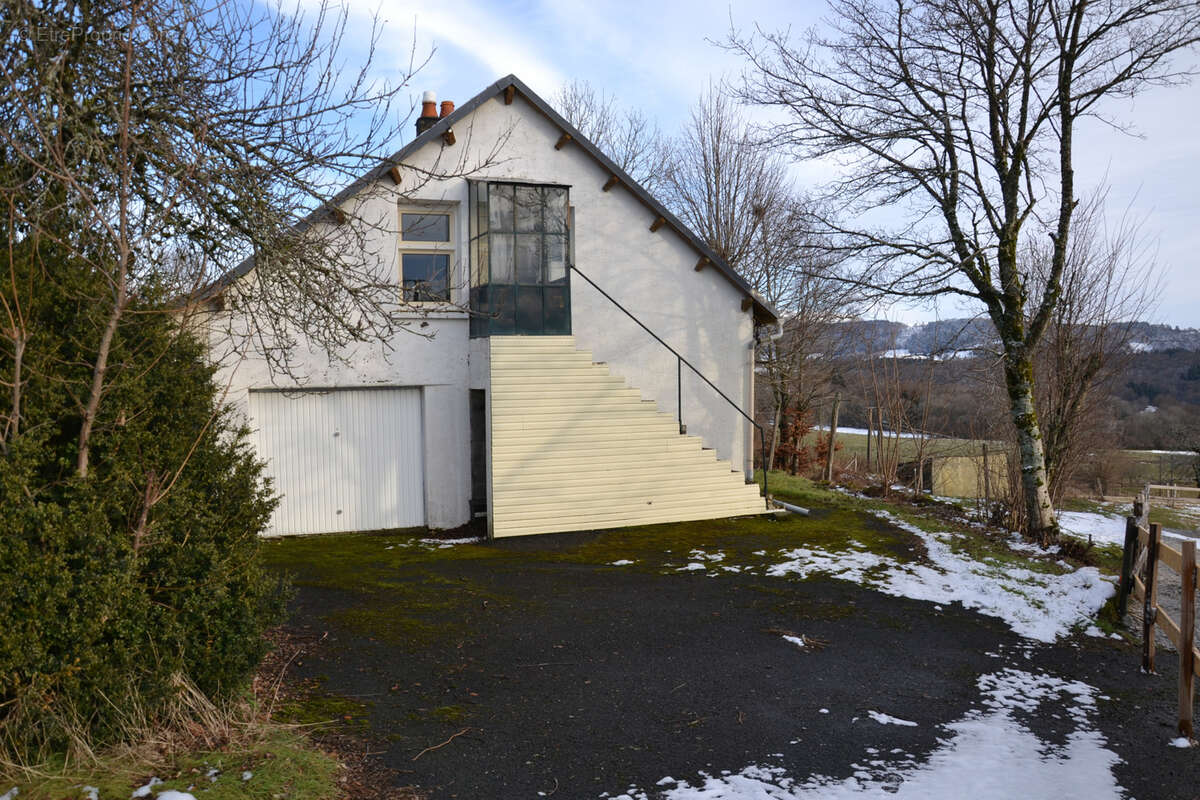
[273,530,1200,799]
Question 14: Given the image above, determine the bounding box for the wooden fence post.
[823,392,840,483]
[1143,522,1161,674]
[1179,539,1196,739]
[1118,517,1139,618]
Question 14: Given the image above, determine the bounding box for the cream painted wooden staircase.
[488,336,768,538]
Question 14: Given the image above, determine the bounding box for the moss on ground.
[275,692,373,732]
[261,529,510,592]
[259,473,1107,656]
[3,730,338,800]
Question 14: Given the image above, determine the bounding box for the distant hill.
[829,318,1200,356]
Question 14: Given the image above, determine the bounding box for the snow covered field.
[1057,510,1130,546]
[1058,504,1200,545]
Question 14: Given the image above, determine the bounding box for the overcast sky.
[327,0,1200,328]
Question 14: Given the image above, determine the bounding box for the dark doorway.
[470,389,487,516]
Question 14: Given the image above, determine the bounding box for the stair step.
[490,385,639,400]
[492,502,771,536]
[493,478,762,504]
[490,434,706,453]
[491,424,682,444]
[495,494,769,517]
[489,403,665,420]
[492,459,740,485]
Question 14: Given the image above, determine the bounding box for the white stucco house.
[204,75,778,538]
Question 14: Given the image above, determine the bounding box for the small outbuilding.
[899,452,1010,500]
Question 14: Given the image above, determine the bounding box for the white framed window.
[399,206,455,303]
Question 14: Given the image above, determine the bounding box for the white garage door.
[249,388,425,535]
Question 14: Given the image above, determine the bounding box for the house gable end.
[204,75,777,325]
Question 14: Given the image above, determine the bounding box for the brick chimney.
[415,90,439,135]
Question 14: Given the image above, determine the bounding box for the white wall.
[206,176,475,531]
[397,94,758,473]
[210,86,760,535]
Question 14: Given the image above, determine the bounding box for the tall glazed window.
[469,181,570,336]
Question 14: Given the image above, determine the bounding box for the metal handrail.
[569,263,770,508]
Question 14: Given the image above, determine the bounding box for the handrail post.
[760,426,769,509]
[677,355,683,434]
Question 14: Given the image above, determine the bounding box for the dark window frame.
[468,180,571,337]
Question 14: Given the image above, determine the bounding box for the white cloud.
[370,0,566,95]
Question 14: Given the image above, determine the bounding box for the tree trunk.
[77,273,127,478]
[4,332,23,447]
[768,389,786,472]
[1003,353,1058,545]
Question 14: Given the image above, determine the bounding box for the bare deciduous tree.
[553,79,669,194]
[729,0,1200,544]
[0,0,503,478]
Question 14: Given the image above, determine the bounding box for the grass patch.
[1,730,338,800]
[275,693,372,732]
[757,470,865,511]
[260,529,509,592]
[1148,503,1200,533]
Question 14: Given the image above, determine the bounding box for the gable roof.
[206,74,778,323]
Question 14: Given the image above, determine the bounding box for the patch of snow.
[878,512,1115,643]
[131,778,161,799]
[1058,511,1128,547]
[767,511,1113,643]
[81,789,99,800]
[782,635,808,649]
[766,544,889,583]
[611,559,634,566]
[241,771,253,781]
[679,562,706,571]
[866,710,918,726]
[419,536,483,549]
[1,787,17,800]
[154,793,197,800]
[1006,533,1060,555]
[1169,737,1193,748]
[813,425,929,440]
[618,668,1121,799]
[819,708,830,714]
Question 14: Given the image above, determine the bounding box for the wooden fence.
[1118,486,1200,737]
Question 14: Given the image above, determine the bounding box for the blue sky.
[322,0,1200,328]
